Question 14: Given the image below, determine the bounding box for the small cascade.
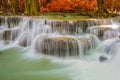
[0,16,120,59]
[46,20,88,35]
[0,16,21,30]
[87,25,120,40]
[97,37,120,54]
[87,19,117,27]
[34,35,97,57]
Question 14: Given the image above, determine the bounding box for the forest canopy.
[0,0,120,16]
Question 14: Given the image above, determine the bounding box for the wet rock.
[99,55,108,62]
[5,17,21,28]
[3,29,11,40]
[19,39,28,47]
[2,28,20,40]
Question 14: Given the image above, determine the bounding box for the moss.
[0,11,3,15]
[79,38,89,42]
[48,37,74,41]
[40,13,90,20]
[96,26,113,30]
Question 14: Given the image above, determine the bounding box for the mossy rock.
[41,37,78,56]
[78,37,90,42]
[48,37,74,41]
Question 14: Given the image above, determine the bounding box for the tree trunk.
[24,0,38,15]
[96,0,103,17]
[30,0,39,15]
[24,0,30,15]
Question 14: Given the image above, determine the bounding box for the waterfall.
[0,16,120,59]
[1,16,120,80]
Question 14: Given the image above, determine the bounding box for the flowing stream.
[0,16,120,80]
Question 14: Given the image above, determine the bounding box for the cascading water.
[0,16,120,80]
[0,16,101,57]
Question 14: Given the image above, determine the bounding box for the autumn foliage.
[40,0,97,12]
[103,0,120,13]
[0,0,120,16]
